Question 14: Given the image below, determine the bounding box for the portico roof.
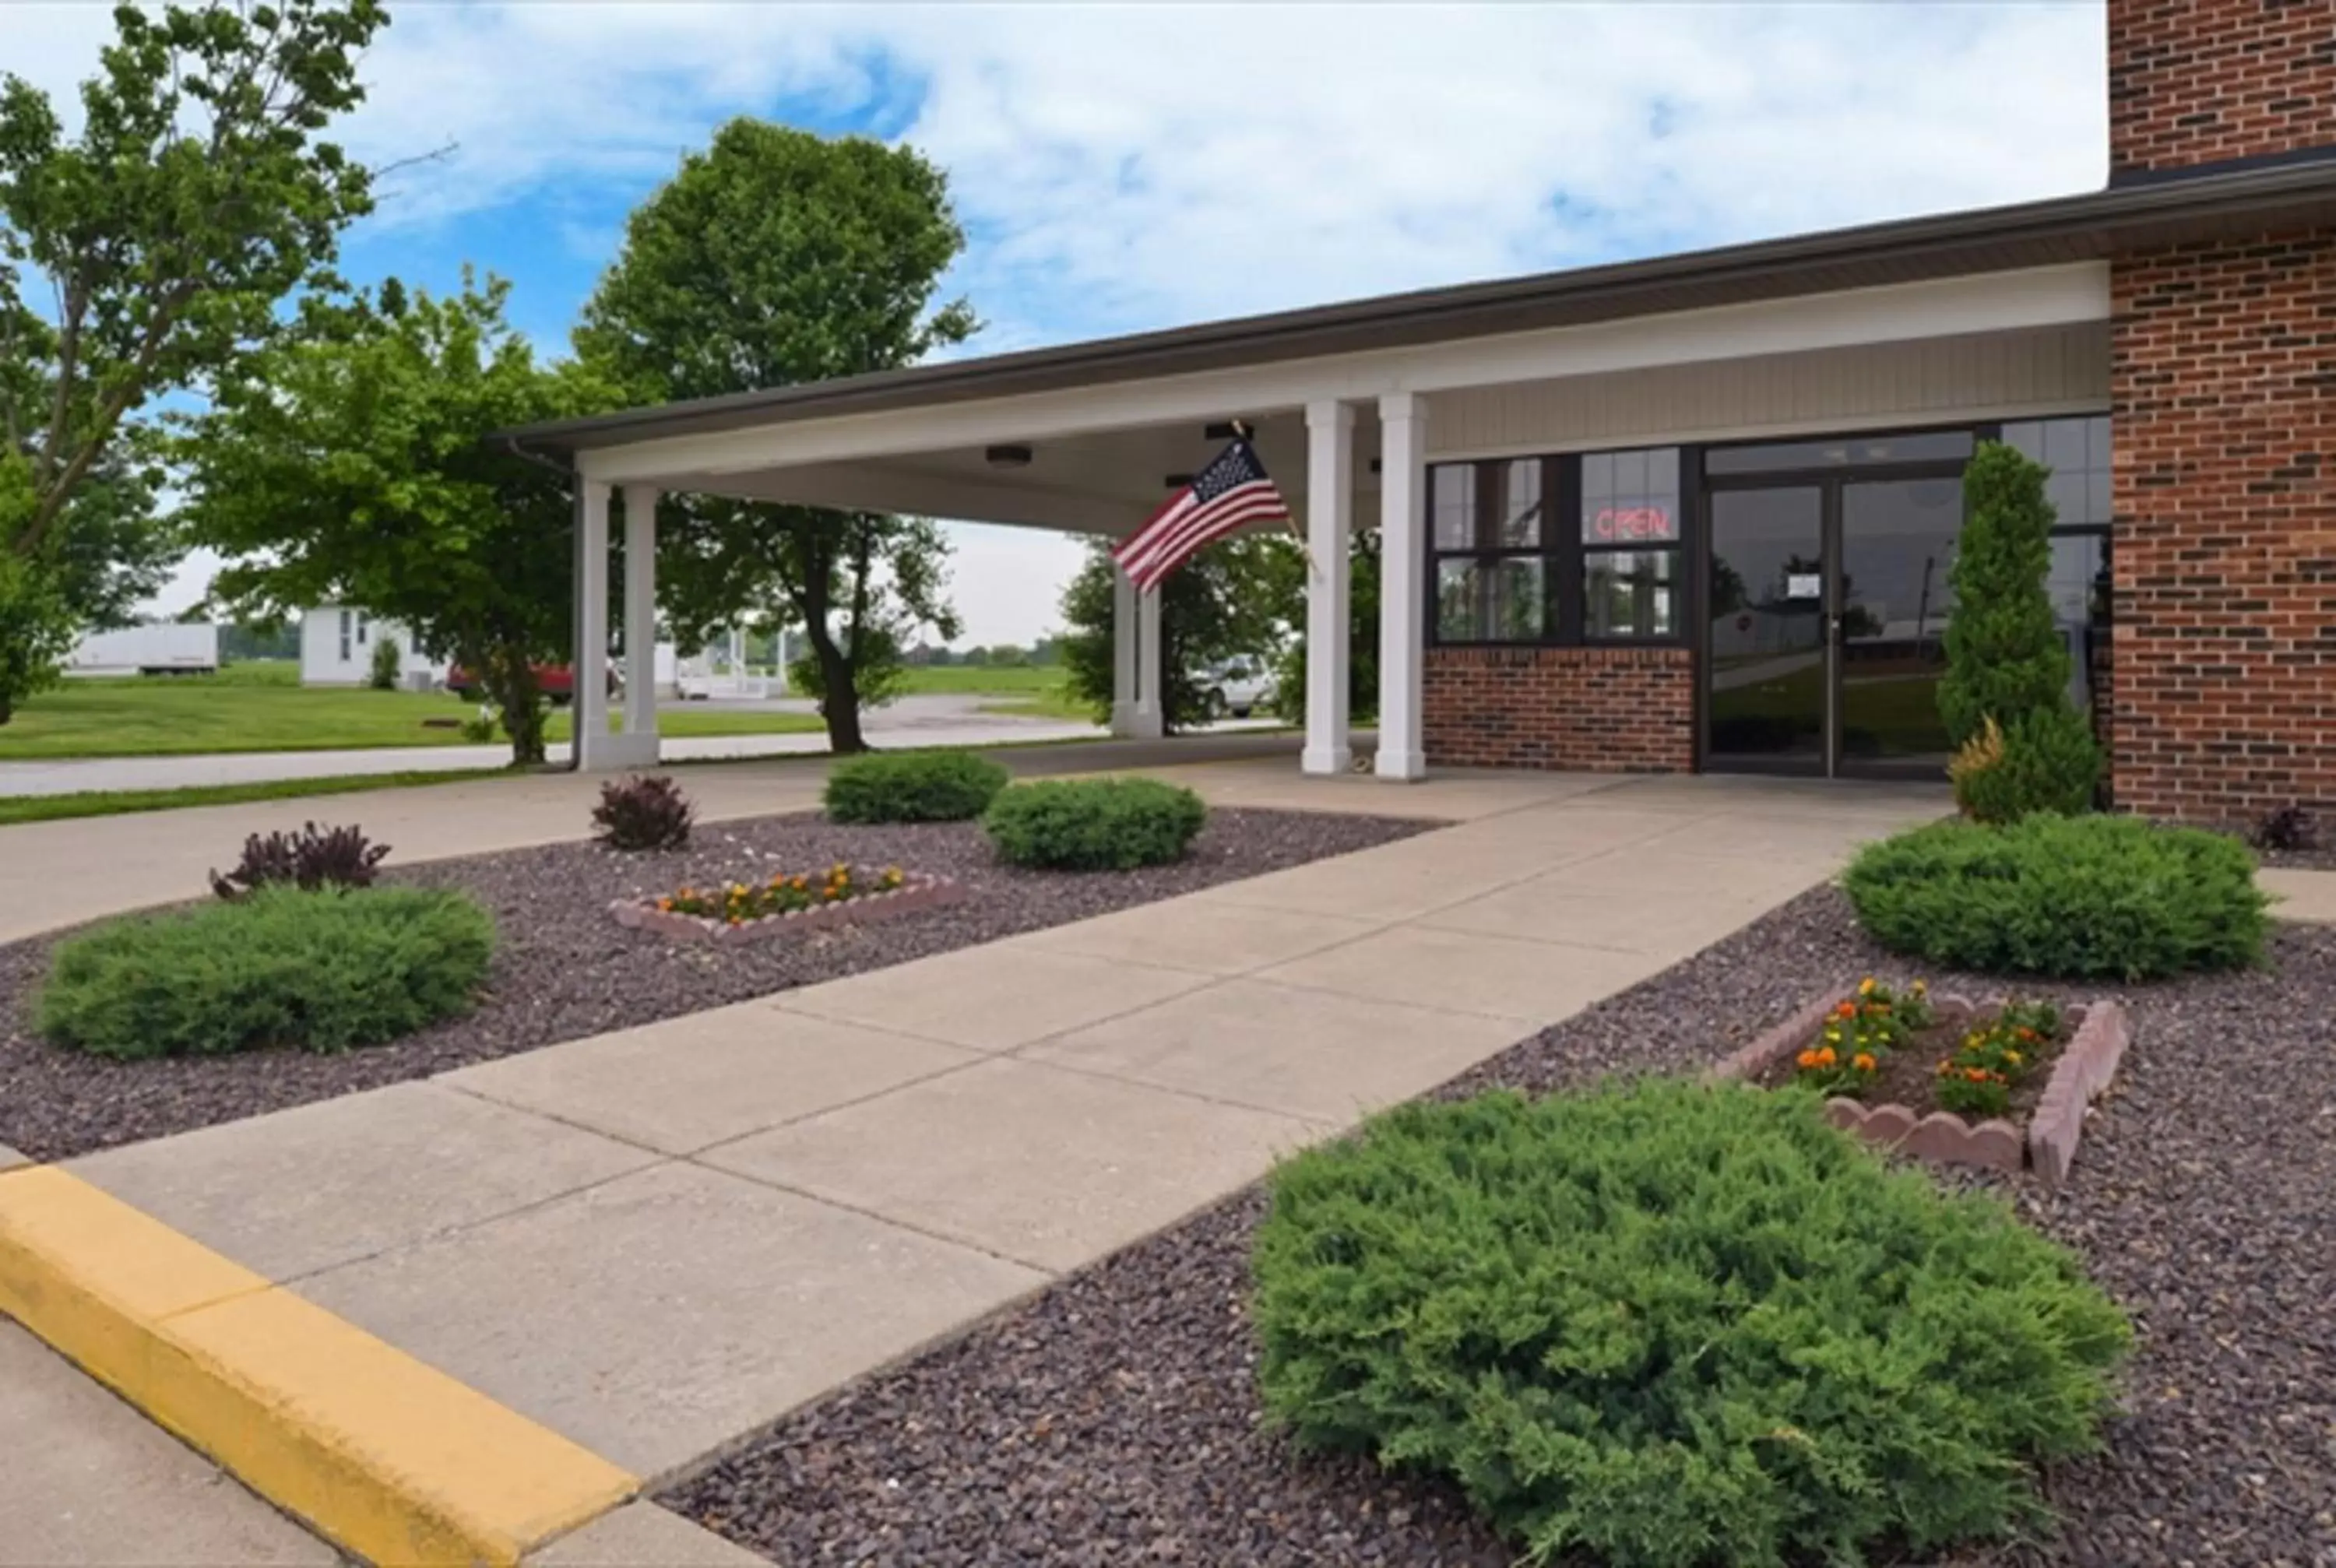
[504,149,2336,457]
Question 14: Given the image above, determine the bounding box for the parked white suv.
[1203,658,1276,719]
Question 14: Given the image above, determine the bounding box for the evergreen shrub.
[1844,814,2267,979]
[824,749,1009,823]
[1252,1079,2130,1568]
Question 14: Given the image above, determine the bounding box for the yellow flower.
[1858,978,1877,996]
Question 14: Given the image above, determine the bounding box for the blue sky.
[19,1,2111,645]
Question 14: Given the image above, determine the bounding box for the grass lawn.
[978,687,1097,722]
[0,662,821,761]
[894,665,1063,695]
[0,768,498,827]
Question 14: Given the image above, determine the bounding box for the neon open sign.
[1589,506,1677,543]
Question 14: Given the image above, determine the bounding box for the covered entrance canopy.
[500,157,2336,778]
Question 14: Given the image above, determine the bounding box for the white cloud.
[15,1,2110,645]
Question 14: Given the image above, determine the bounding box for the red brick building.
[521,0,2334,824]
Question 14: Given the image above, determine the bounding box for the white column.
[1110,567,1139,737]
[1134,582,1165,740]
[613,483,661,768]
[574,479,615,770]
[1375,391,1428,781]
[1302,399,1354,775]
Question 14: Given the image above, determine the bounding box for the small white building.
[298,606,447,687]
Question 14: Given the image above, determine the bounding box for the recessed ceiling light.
[985,444,1033,469]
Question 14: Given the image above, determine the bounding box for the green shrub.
[368,635,403,691]
[1843,814,2267,979]
[1253,1080,2130,1568]
[823,749,1010,823]
[37,886,495,1059]
[1939,441,2071,748]
[982,777,1206,870]
[1952,707,2101,823]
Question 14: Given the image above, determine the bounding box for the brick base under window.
[1423,647,1695,772]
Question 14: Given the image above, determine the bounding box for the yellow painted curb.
[0,1164,635,1566]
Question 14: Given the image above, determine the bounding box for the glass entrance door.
[1838,477,1961,778]
[1705,473,1966,777]
[1706,486,1828,774]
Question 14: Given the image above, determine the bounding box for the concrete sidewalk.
[0,691,1113,799]
[44,765,1946,1512]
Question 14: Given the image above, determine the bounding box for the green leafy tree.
[0,0,385,719]
[1058,536,1300,733]
[1272,528,1381,724]
[176,274,620,765]
[1940,441,2072,746]
[49,439,178,631]
[575,118,977,754]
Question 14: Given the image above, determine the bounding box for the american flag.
[1111,436,1293,591]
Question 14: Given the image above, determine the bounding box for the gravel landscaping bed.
[0,807,1428,1162]
[668,885,2336,1568]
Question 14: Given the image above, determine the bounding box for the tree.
[1058,536,1301,733]
[1940,441,2098,818]
[575,118,978,754]
[1939,441,2073,747]
[176,274,619,764]
[1272,528,1382,725]
[48,440,178,631]
[0,0,385,719]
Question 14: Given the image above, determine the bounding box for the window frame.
[1424,445,1695,650]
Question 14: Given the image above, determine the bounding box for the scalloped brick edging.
[1708,988,2134,1186]
[610,873,962,944]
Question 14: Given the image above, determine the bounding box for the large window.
[1433,459,1550,642]
[1580,448,1682,638]
[2002,415,2112,708]
[1427,447,1687,645]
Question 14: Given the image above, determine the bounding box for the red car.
[444,663,617,706]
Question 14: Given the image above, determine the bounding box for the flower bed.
[611,863,962,944]
[1711,976,2132,1183]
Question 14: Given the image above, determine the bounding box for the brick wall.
[2109,0,2336,179]
[2109,231,2336,822]
[1422,647,1696,772]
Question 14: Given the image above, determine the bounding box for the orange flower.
[1813,1046,1837,1068]
[656,897,673,912]
[1852,1053,1877,1072]
[1796,1049,1820,1069]
[1835,1002,1856,1020]
[1965,1067,1989,1083]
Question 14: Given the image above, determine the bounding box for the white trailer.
[65,623,220,677]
